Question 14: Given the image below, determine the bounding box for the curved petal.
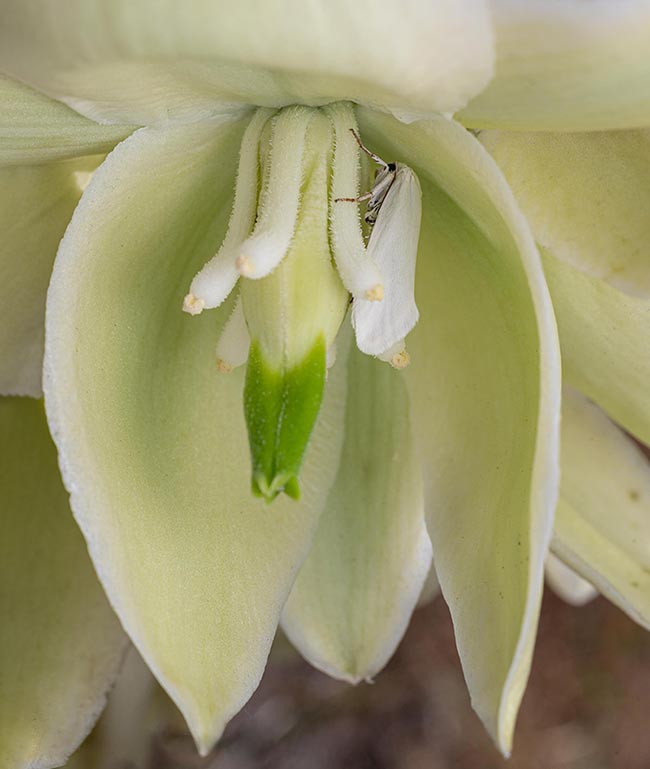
[0,156,101,397]
[480,130,650,298]
[459,0,650,131]
[357,109,561,754]
[541,249,650,445]
[0,397,127,769]
[281,345,432,683]
[0,1,493,125]
[44,117,347,754]
[545,553,598,608]
[552,388,650,629]
[0,76,134,166]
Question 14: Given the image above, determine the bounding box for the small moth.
[337,129,423,361]
[335,129,397,226]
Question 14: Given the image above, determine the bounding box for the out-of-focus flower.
[2,2,650,767]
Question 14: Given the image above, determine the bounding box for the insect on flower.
[335,128,397,226]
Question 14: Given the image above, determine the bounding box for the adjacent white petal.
[0,397,127,769]
[0,157,101,397]
[357,108,561,754]
[460,1,650,131]
[0,1,493,124]
[545,553,598,608]
[481,130,650,298]
[282,345,431,682]
[44,117,347,753]
[553,389,650,629]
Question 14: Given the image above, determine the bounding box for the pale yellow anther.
[216,359,234,374]
[236,255,253,276]
[390,350,411,370]
[365,284,384,302]
[182,293,205,316]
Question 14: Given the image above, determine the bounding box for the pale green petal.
[282,345,432,683]
[460,1,650,131]
[545,553,597,608]
[0,157,101,397]
[542,250,650,445]
[0,76,134,166]
[0,397,127,769]
[481,130,650,298]
[44,117,347,754]
[357,109,561,754]
[0,1,493,124]
[552,388,650,628]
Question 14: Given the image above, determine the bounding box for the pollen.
[365,284,384,302]
[216,359,234,374]
[182,293,205,316]
[390,349,411,370]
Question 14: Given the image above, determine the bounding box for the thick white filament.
[236,106,312,280]
[215,295,251,373]
[183,108,275,314]
[326,103,384,302]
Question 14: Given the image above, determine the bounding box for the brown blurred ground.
[148,590,650,769]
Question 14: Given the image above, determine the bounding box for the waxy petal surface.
[357,109,561,754]
[282,346,431,683]
[0,397,126,769]
[542,250,650,445]
[0,1,493,124]
[460,1,650,131]
[553,389,650,629]
[44,117,347,753]
[0,157,99,396]
[0,75,134,166]
[481,130,650,298]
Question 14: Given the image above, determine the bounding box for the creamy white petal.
[357,109,561,755]
[0,75,134,166]
[0,398,127,769]
[0,157,101,396]
[461,0,650,131]
[0,1,493,124]
[542,250,650,446]
[44,116,347,753]
[553,389,650,629]
[282,345,431,683]
[481,130,650,298]
[545,553,598,608]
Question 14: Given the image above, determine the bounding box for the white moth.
[337,130,422,360]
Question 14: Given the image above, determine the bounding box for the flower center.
[183,103,422,501]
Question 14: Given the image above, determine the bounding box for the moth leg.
[348,128,390,169]
[334,191,373,204]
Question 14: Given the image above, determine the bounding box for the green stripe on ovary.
[244,337,327,502]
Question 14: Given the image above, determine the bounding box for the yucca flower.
[2,2,650,767]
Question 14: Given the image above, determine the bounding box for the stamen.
[236,106,313,280]
[215,296,250,373]
[183,108,275,314]
[326,103,384,302]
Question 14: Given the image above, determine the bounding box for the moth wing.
[352,164,422,356]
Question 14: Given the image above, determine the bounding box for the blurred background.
[73,586,650,769]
